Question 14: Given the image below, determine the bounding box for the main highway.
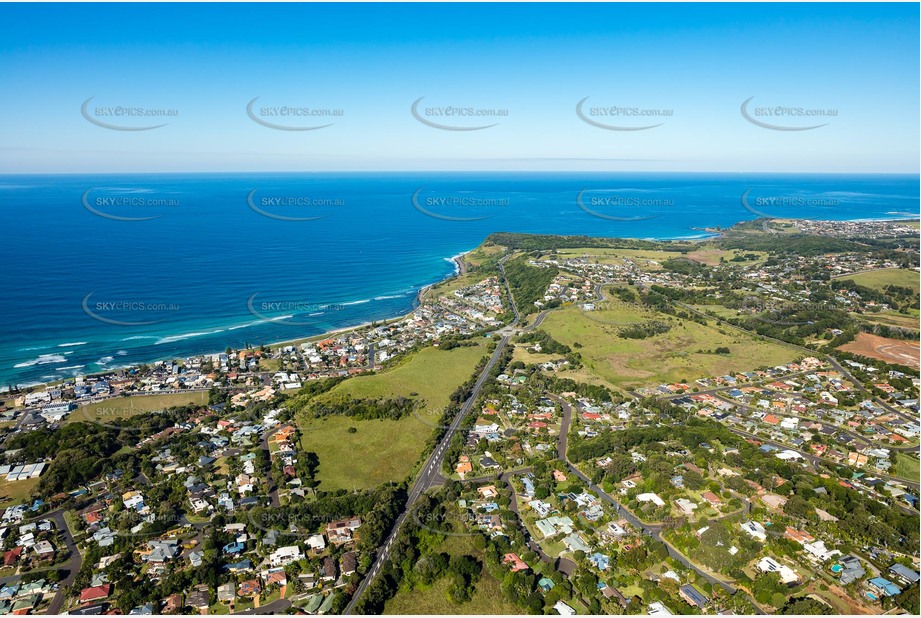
[344,254,520,614]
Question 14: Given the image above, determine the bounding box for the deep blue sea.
[0,172,917,388]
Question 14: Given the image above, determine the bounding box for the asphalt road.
[231,598,292,614]
[547,395,770,611]
[345,253,524,613]
[343,334,511,614]
[0,509,83,615]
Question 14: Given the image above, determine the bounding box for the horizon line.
[2,170,920,176]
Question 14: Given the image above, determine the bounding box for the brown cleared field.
[839,332,920,369]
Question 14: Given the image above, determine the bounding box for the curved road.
[0,509,83,615]
[549,395,767,612]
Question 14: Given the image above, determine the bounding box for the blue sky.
[0,2,918,173]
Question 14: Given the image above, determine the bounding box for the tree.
[778,597,833,615]
[895,585,919,615]
[784,494,810,519]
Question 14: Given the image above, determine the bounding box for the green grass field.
[67,391,207,426]
[892,452,920,482]
[511,346,557,365]
[550,245,765,268]
[0,476,40,507]
[539,304,798,389]
[257,357,283,372]
[315,341,488,412]
[690,304,745,319]
[463,243,505,268]
[853,311,921,330]
[427,271,493,301]
[383,534,523,615]
[299,415,432,490]
[839,268,920,293]
[299,342,489,489]
[383,571,524,615]
[550,247,674,270]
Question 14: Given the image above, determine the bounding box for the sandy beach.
[3,251,475,394]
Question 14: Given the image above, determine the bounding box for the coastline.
[272,249,472,349]
[1,250,476,394]
[4,214,917,393]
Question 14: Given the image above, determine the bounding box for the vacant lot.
[300,342,488,489]
[685,248,765,266]
[298,414,430,490]
[68,391,207,426]
[316,341,488,412]
[552,247,675,270]
[540,304,798,389]
[462,243,505,267]
[839,268,920,293]
[839,332,919,369]
[0,476,40,507]
[854,311,920,330]
[892,452,920,482]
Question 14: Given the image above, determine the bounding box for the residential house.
[756,557,799,584]
[217,582,236,604]
[553,601,576,615]
[326,517,361,545]
[740,521,767,542]
[868,577,901,597]
[161,593,183,614]
[887,563,920,586]
[678,584,709,609]
[341,552,358,577]
[321,556,337,581]
[238,580,261,598]
[79,584,113,604]
[837,555,866,585]
[187,587,210,612]
[269,545,304,567]
[503,553,528,572]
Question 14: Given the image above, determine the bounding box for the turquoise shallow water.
[0,171,917,387]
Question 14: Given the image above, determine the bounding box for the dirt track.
[839,332,920,369]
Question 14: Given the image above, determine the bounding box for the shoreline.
[265,249,472,350]
[2,249,476,394]
[3,216,917,393]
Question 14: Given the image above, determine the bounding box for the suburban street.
[0,508,83,615]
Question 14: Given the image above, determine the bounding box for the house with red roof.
[456,455,472,476]
[784,527,815,545]
[238,579,261,597]
[80,584,112,604]
[701,491,722,507]
[3,547,23,567]
[84,510,104,525]
[503,553,529,572]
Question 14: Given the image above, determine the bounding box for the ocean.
[0,172,917,388]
